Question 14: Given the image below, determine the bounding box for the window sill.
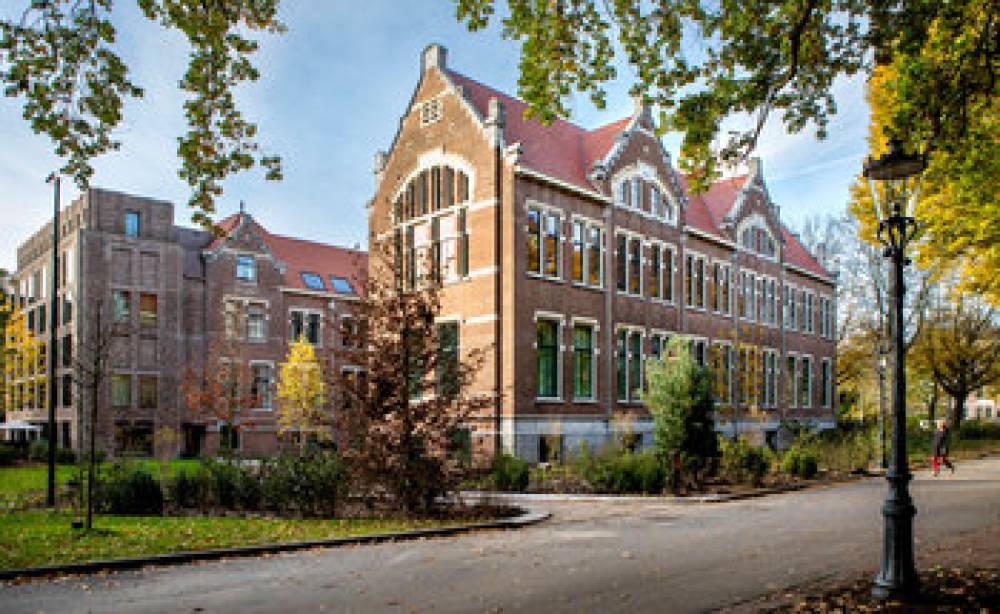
[535,397,563,403]
[573,398,598,404]
[570,281,605,292]
[527,272,565,284]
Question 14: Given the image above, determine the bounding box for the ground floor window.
[786,355,798,408]
[539,434,563,463]
[536,319,560,399]
[800,356,813,408]
[115,421,153,457]
[573,323,594,400]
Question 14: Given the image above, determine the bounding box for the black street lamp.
[864,138,926,599]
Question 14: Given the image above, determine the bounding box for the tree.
[645,337,719,489]
[454,1,996,192]
[335,243,493,515]
[72,296,123,530]
[911,295,1000,430]
[1,0,283,229]
[180,338,260,456]
[2,304,45,419]
[276,336,327,453]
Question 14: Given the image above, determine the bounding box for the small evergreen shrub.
[28,440,48,461]
[55,447,77,464]
[490,454,530,492]
[260,451,345,515]
[573,447,665,494]
[782,446,819,479]
[0,444,18,466]
[959,420,1000,440]
[169,467,213,509]
[719,437,769,485]
[99,463,164,515]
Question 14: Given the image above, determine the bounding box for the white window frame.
[526,200,564,281]
[249,360,274,411]
[533,312,564,402]
[616,229,644,298]
[570,318,598,402]
[570,215,604,290]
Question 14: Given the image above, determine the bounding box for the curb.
[0,509,551,583]
[463,483,809,504]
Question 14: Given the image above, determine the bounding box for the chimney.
[421,44,447,73]
[749,156,763,178]
[486,97,506,147]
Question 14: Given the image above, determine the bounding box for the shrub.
[260,451,345,515]
[959,420,1000,440]
[55,447,77,464]
[169,466,213,509]
[99,462,164,515]
[719,437,769,485]
[490,454,530,492]
[27,439,48,461]
[0,444,18,466]
[573,447,664,494]
[782,445,819,479]
[204,459,243,509]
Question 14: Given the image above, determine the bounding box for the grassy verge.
[0,460,203,510]
[0,510,456,570]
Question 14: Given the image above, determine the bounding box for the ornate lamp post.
[864,138,926,599]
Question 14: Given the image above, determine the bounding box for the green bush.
[99,463,164,515]
[204,459,242,509]
[490,454,530,492]
[259,452,345,515]
[719,437,769,485]
[782,447,819,479]
[575,448,665,494]
[55,447,76,464]
[0,444,19,466]
[27,439,48,461]
[168,466,213,509]
[959,420,1000,440]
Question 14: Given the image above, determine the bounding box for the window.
[246,307,267,341]
[711,263,721,311]
[800,356,813,407]
[616,330,627,401]
[306,313,321,345]
[650,244,662,299]
[695,256,706,308]
[768,279,777,324]
[616,235,628,292]
[820,359,832,408]
[437,322,459,398]
[628,238,641,294]
[747,273,756,321]
[786,355,797,408]
[38,304,46,334]
[711,344,733,404]
[62,295,72,325]
[290,311,304,342]
[536,319,559,399]
[630,177,642,210]
[420,99,442,126]
[139,376,157,409]
[236,255,256,282]
[664,247,675,302]
[527,207,541,274]
[543,211,560,277]
[616,329,643,402]
[806,293,815,333]
[124,211,139,237]
[573,324,594,400]
[252,364,272,409]
[112,374,131,408]
[329,276,355,295]
[61,374,72,408]
[570,218,605,288]
[289,310,321,345]
[758,278,767,324]
[301,272,325,291]
[139,293,157,327]
[539,435,564,463]
[61,334,71,368]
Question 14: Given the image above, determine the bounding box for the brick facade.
[369,45,837,462]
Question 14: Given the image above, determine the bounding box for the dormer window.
[236,255,257,282]
[737,218,777,258]
[301,272,326,291]
[329,276,355,295]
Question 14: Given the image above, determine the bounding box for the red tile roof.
[447,70,832,281]
[212,214,368,294]
[449,71,626,192]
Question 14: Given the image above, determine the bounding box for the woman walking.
[931,419,955,476]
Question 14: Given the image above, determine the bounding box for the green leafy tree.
[645,337,719,488]
[454,1,996,193]
[1,0,283,229]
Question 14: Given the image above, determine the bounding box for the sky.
[0,2,870,272]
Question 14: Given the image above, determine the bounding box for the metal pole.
[47,174,60,506]
[872,201,918,598]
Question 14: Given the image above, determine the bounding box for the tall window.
[628,237,641,294]
[694,256,706,308]
[527,207,541,274]
[786,355,797,408]
[820,359,831,408]
[685,254,694,307]
[800,356,813,407]
[113,290,130,323]
[306,313,321,345]
[124,211,139,237]
[112,374,131,407]
[616,235,628,292]
[139,293,157,327]
[768,279,777,324]
[747,273,756,321]
[630,177,642,210]
[246,306,267,341]
[649,244,662,299]
[571,221,585,283]
[587,225,602,287]
[664,247,674,302]
[290,310,320,344]
[236,255,256,282]
[616,330,628,401]
[573,324,594,400]
[536,319,559,398]
[139,376,157,409]
[629,332,642,399]
[252,364,272,409]
[711,263,721,311]
[543,211,560,277]
[437,322,459,398]
[527,205,561,279]
[758,277,767,323]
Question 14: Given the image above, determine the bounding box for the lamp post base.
[872,472,919,600]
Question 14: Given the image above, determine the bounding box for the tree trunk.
[951,393,967,432]
[927,382,939,424]
[87,382,97,531]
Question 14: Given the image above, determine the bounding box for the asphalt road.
[5,457,1000,614]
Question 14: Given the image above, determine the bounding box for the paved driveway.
[5,457,1000,613]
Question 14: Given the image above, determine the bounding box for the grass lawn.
[0,460,201,509]
[0,510,457,570]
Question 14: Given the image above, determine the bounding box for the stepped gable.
[449,70,628,192]
[212,213,367,293]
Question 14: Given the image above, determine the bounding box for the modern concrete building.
[368,45,837,462]
[3,188,365,457]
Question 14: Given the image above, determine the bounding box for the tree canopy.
[1,0,283,230]
[454,1,997,194]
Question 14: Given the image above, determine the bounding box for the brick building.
[368,45,837,462]
[4,188,364,457]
